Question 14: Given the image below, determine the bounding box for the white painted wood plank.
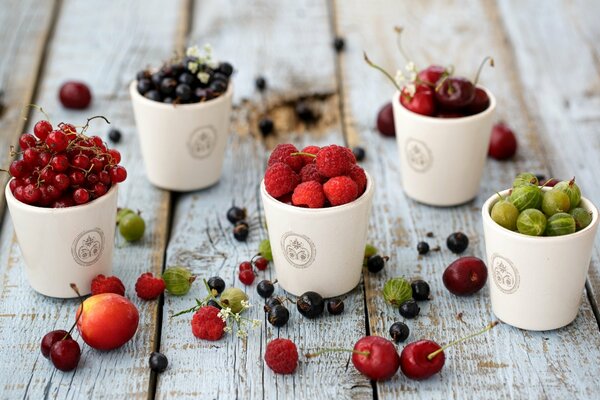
[334,0,600,398]
[0,0,184,398]
[156,1,372,399]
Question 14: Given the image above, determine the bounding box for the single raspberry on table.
[267,144,304,172]
[264,162,300,198]
[323,176,359,206]
[299,145,320,165]
[316,145,354,177]
[292,181,326,208]
[264,338,298,374]
[135,272,166,300]
[191,306,225,341]
[347,164,367,194]
[91,274,126,296]
[299,163,326,183]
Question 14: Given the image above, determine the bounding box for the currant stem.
[80,115,111,135]
[305,348,370,359]
[22,104,51,123]
[427,321,499,361]
[473,56,494,86]
[393,26,413,65]
[363,52,402,92]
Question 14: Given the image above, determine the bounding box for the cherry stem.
[393,26,414,66]
[290,152,316,158]
[66,283,85,339]
[427,321,499,361]
[305,348,370,359]
[22,104,51,123]
[473,56,494,86]
[363,52,402,92]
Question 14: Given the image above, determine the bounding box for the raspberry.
[347,165,367,194]
[299,163,326,183]
[292,181,325,208]
[264,162,300,198]
[191,306,225,341]
[264,338,298,374]
[299,145,320,165]
[267,144,304,172]
[135,272,165,300]
[323,176,358,206]
[91,274,125,296]
[316,145,353,177]
[343,146,357,164]
[277,193,293,204]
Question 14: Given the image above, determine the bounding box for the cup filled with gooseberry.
[365,28,496,206]
[481,173,599,330]
[4,114,125,298]
[130,44,233,191]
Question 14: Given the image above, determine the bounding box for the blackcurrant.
[255,76,267,91]
[258,118,274,137]
[233,221,249,242]
[389,321,409,343]
[218,62,234,77]
[333,37,345,52]
[295,102,315,122]
[136,70,150,81]
[144,90,162,102]
[207,276,225,295]
[411,280,431,301]
[178,72,196,86]
[367,255,387,273]
[296,291,324,319]
[137,79,152,95]
[399,299,420,319]
[326,298,345,315]
[149,352,168,373]
[226,206,247,224]
[264,296,283,312]
[257,280,275,298]
[447,232,469,254]
[267,305,289,327]
[163,97,174,104]
[160,78,177,96]
[212,72,229,84]
[175,84,192,101]
[352,146,365,162]
[207,299,222,310]
[209,80,227,93]
[151,71,164,87]
[108,128,122,143]
[417,241,430,255]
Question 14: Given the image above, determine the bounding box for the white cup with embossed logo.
[260,173,375,298]
[129,81,233,191]
[392,87,496,206]
[482,188,599,330]
[5,183,118,298]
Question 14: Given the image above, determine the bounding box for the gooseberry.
[545,213,576,236]
[541,190,570,217]
[509,185,542,212]
[491,198,519,231]
[162,266,195,295]
[512,172,538,188]
[553,178,581,210]
[382,277,412,308]
[220,288,249,314]
[516,209,547,236]
[570,208,592,231]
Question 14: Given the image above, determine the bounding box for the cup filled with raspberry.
[130,44,233,191]
[260,143,375,297]
[365,29,496,206]
[3,114,125,298]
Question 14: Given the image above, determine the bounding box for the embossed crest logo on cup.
[71,228,105,266]
[405,138,432,172]
[280,232,316,269]
[188,126,216,159]
[491,254,520,294]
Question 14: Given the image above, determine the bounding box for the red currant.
[73,188,90,204]
[53,174,70,191]
[50,154,69,172]
[34,120,53,140]
[239,269,255,285]
[239,261,252,272]
[13,186,26,202]
[23,184,41,204]
[86,173,99,185]
[46,130,68,152]
[38,151,51,167]
[109,165,127,183]
[99,170,111,185]
[53,196,75,208]
[94,183,108,197]
[59,122,77,135]
[69,170,85,186]
[19,133,37,150]
[9,178,23,193]
[23,148,40,167]
[40,168,55,183]
[90,157,104,173]
[108,149,121,164]
[72,154,90,169]
[254,257,268,271]
[45,184,61,201]
[9,159,29,178]
[38,185,53,206]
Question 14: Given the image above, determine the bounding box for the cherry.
[400,85,436,116]
[50,338,81,371]
[442,256,488,296]
[465,87,490,115]
[417,65,446,86]
[435,111,465,118]
[435,77,475,110]
[19,133,37,150]
[59,81,92,109]
[34,120,53,140]
[488,122,517,160]
[376,102,395,137]
[41,330,71,358]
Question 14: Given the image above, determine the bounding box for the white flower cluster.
[394,61,418,97]
[214,300,260,340]
[185,44,219,81]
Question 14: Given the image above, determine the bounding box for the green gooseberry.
[491,199,519,231]
[220,287,249,314]
[364,243,378,258]
[516,209,547,236]
[553,178,581,210]
[258,239,273,261]
[570,207,593,231]
[382,277,412,307]
[545,213,576,236]
[119,212,146,242]
[512,172,538,188]
[541,189,570,217]
[162,266,195,295]
[509,185,542,212]
[116,208,135,225]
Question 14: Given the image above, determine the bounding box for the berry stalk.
[363,52,402,92]
[427,320,499,360]
[473,56,494,86]
[304,348,370,358]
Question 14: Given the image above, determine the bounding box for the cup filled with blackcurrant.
[4,117,126,298]
[130,44,233,191]
[481,173,599,330]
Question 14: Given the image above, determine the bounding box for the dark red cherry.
[488,122,517,160]
[435,77,475,110]
[59,81,92,109]
[465,87,490,115]
[417,65,446,86]
[376,102,395,137]
[400,85,436,116]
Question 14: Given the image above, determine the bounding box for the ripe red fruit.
[292,181,326,208]
[254,257,268,271]
[465,87,490,115]
[50,154,69,172]
[59,81,92,109]
[488,122,517,160]
[135,272,166,300]
[34,120,53,140]
[91,274,126,296]
[9,159,29,178]
[265,338,298,374]
[400,340,445,380]
[315,145,353,177]
[434,77,475,110]
[299,145,320,165]
[239,269,255,285]
[73,188,90,205]
[376,102,395,137]
[400,85,436,116]
[352,336,400,381]
[323,176,358,206]
[417,65,446,86]
[347,164,367,194]
[239,261,252,272]
[19,133,37,150]
[443,256,488,296]
[23,184,42,204]
[264,162,300,198]
[191,305,225,341]
[23,148,40,166]
[299,163,326,184]
[41,330,71,358]
[50,339,81,371]
[46,130,69,152]
[109,165,127,183]
[267,143,304,172]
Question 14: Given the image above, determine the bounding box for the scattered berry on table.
[162,266,195,295]
[333,36,346,52]
[239,269,255,285]
[417,241,430,255]
[226,206,247,224]
[264,296,283,312]
[207,276,225,295]
[108,128,122,143]
[135,272,166,300]
[350,336,400,381]
[295,102,316,122]
[59,81,92,109]
[376,102,395,137]
[239,261,252,272]
[191,306,225,341]
[220,287,249,313]
[119,212,145,242]
[41,330,71,359]
[259,118,274,137]
[400,339,444,380]
[443,256,487,296]
[50,338,81,371]
[264,338,298,374]
[207,299,222,309]
[399,299,420,319]
[366,255,388,273]
[488,122,517,160]
[255,76,267,91]
[257,279,275,298]
[411,280,431,301]
[91,274,126,296]
[446,232,469,254]
[326,298,345,315]
[233,221,249,241]
[352,146,366,162]
[254,256,269,271]
[267,304,290,327]
[149,352,168,373]
[389,322,410,343]
[296,291,325,319]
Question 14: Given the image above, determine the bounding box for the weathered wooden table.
[1,0,599,399]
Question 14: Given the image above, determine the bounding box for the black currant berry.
[144,90,162,102]
[255,76,267,91]
[218,62,234,77]
[411,280,431,301]
[149,352,168,373]
[389,322,410,343]
[296,291,325,319]
[295,102,315,122]
[178,72,196,86]
[137,79,152,95]
[207,299,222,310]
[333,37,345,52]
[352,146,366,162]
[209,80,227,93]
[226,206,247,224]
[151,71,164,87]
[447,232,469,254]
[264,296,283,312]
[367,255,388,273]
[136,70,150,81]
[108,128,122,143]
[268,305,289,327]
[417,241,430,255]
[399,299,420,319]
[326,299,345,315]
[257,280,275,298]
[207,276,225,295]
[175,84,192,101]
[258,118,274,137]
[160,78,177,96]
[233,221,249,242]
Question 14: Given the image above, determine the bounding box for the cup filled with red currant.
[481,173,599,330]
[4,116,126,298]
[260,143,374,298]
[130,44,234,191]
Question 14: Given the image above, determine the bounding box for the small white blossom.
[186,45,200,58]
[187,61,198,74]
[236,329,248,338]
[197,71,210,84]
[207,60,219,69]
[240,300,250,309]
[405,61,416,73]
[217,307,231,321]
[223,326,232,333]
[404,83,416,97]
[408,71,417,82]
[203,43,213,54]
[394,69,405,87]
[251,319,261,328]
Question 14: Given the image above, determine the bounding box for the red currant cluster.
[6,118,127,207]
[238,255,269,285]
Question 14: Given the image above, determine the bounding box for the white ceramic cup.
[5,183,118,298]
[392,87,496,206]
[129,81,233,191]
[482,188,599,330]
[260,173,375,298]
